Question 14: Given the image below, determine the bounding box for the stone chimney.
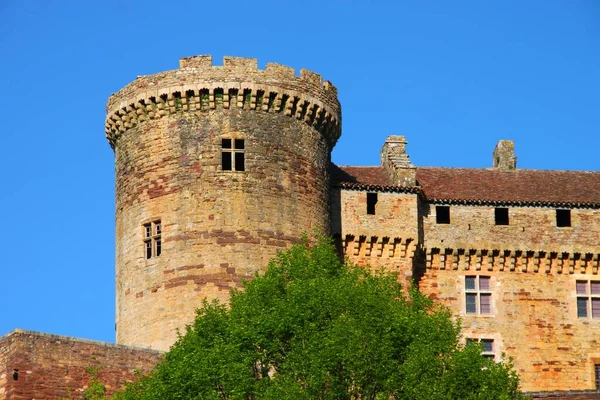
[381,135,416,186]
[493,140,517,170]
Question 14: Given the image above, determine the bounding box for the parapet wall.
[423,204,600,274]
[105,55,341,149]
[0,330,161,399]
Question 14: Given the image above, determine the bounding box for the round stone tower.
[105,55,341,350]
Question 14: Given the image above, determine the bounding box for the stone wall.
[419,267,600,392]
[418,202,600,392]
[423,203,600,255]
[332,188,420,288]
[0,330,161,399]
[334,186,600,393]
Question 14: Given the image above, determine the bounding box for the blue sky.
[0,1,598,343]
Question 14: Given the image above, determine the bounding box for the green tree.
[113,238,523,399]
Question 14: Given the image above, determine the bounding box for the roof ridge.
[417,166,600,174]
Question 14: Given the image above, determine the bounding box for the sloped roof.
[416,167,600,207]
[332,164,600,208]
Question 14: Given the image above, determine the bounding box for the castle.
[1,55,599,399]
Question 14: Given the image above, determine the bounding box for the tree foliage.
[113,238,523,399]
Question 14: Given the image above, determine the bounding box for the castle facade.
[1,55,599,399]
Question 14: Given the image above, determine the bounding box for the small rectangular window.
[366,192,378,215]
[145,241,152,260]
[480,294,491,314]
[465,276,492,315]
[577,280,600,319]
[222,138,245,171]
[465,276,476,290]
[466,294,477,314]
[467,338,495,360]
[495,207,509,225]
[577,298,588,318]
[222,152,232,171]
[481,339,495,359]
[234,152,245,171]
[143,220,162,259]
[156,239,162,257]
[592,299,600,319]
[556,209,571,227]
[481,339,494,353]
[436,205,450,224]
[479,276,490,291]
[595,364,600,390]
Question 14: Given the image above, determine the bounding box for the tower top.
[105,55,341,149]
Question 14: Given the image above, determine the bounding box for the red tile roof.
[333,165,600,207]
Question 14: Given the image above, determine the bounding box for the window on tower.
[143,220,162,259]
[222,138,245,171]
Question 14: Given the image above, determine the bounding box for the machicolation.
[105,55,341,149]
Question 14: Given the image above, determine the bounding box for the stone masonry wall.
[424,204,600,255]
[0,330,161,399]
[111,56,341,351]
[332,189,420,288]
[334,189,600,393]
[419,268,600,392]
[419,203,600,393]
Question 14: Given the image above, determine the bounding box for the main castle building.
[1,55,599,399]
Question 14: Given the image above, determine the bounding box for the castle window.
[143,220,162,259]
[436,205,450,224]
[494,207,509,225]
[366,192,378,215]
[222,138,245,171]
[595,364,600,390]
[576,280,600,319]
[466,338,495,360]
[556,209,571,227]
[465,276,491,315]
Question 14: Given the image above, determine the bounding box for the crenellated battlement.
[105,55,341,149]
